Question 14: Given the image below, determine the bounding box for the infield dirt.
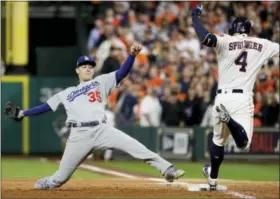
[2,178,279,198]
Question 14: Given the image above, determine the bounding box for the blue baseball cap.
[76,56,96,68]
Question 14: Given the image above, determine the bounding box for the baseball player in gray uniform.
[192,5,279,190]
[4,43,185,189]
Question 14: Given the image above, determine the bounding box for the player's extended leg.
[203,102,254,190]
[34,130,94,189]
[95,125,185,182]
[203,117,230,190]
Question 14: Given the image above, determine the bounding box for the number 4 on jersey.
[235,51,248,72]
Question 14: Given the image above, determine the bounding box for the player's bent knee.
[237,140,251,150]
[236,140,248,149]
[236,131,249,149]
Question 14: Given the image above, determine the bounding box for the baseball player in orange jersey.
[192,5,279,190]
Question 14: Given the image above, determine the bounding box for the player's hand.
[130,43,142,56]
[4,101,23,121]
[192,5,203,17]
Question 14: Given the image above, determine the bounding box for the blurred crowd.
[87,1,279,128]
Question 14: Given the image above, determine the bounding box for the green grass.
[94,161,279,182]
[3,158,278,182]
[2,158,105,179]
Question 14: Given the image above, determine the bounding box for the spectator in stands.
[116,80,138,125]
[146,67,163,89]
[200,91,213,127]
[139,88,162,127]
[183,85,204,126]
[86,2,279,128]
[161,89,184,127]
[143,29,156,51]
[155,2,179,25]
[87,19,104,53]
[256,73,274,95]
[261,88,280,127]
[175,29,201,60]
[201,104,214,127]
[253,92,263,127]
[275,78,279,103]
[208,75,218,103]
[95,23,121,69]
[100,45,121,74]
[131,11,150,42]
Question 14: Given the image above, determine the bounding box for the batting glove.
[192,5,203,17]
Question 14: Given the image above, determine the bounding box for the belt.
[217,89,243,94]
[68,120,106,128]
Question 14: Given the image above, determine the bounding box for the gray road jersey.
[47,71,118,124]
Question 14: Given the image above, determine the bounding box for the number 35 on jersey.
[88,91,102,103]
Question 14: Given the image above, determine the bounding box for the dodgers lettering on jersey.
[66,81,100,102]
[47,71,118,123]
[214,34,279,92]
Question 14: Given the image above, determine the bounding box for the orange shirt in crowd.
[176,2,184,10]
[271,70,279,78]
[119,37,129,51]
[169,75,177,84]
[164,66,172,75]
[177,92,187,102]
[112,17,121,27]
[256,80,274,94]
[212,69,219,80]
[136,54,149,66]
[108,90,119,109]
[155,14,177,25]
[163,66,178,84]
[147,76,163,88]
[253,102,262,127]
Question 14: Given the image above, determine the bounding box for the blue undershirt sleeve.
[23,103,52,116]
[192,15,217,47]
[115,54,136,84]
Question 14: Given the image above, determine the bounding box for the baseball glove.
[4,101,23,121]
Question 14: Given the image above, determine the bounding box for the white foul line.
[226,191,257,199]
[79,164,138,179]
[46,158,256,199]
[79,163,256,199]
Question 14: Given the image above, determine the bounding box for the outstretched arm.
[21,91,63,117]
[4,102,52,122]
[116,55,136,85]
[21,103,52,117]
[115,43,142,84]
[4,91,62,122]
[192,5,217,48]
